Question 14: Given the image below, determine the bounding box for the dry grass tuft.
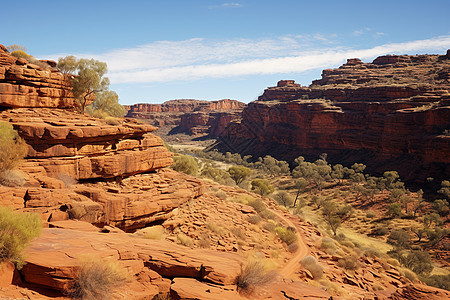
[301,255,323,279]
[69,256,129,300]
[236,260,276,293]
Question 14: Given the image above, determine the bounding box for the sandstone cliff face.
[126,98,246,136]
[220,52,450,181]
[0,45,74,108]
[126,98,245,115]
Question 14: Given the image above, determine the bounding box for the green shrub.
[287,243,299,253]
[206,222,225,235]
[420,274,450,291]
[0,207,42,268]
[262,222,275,232]
[231,227,246,240]
[10,50,33,61]
[70,256,129,299]
[274,226,297,245]
[366,211,376,218]
[301,255,323,279]
[236,260,275,292]
[251,179,274,196]
[0,122,28,173]
[171,154,199,176]
[371,225,389,236]
[215,190,227,200]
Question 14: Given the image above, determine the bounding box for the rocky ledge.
[0,108,173,180]
[0,45,74,108]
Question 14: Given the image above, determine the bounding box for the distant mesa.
[216,50,450,183]
[125,98,246,136]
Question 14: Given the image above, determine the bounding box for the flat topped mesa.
[277,80,301,87]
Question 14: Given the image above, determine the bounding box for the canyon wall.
[126,98,246,136]
[218,51,450,182]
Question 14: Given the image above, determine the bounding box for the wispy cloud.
[209,2,243,9]
[352,27,372,36]
[44,35,450,84]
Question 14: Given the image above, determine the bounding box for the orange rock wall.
[126,99,245,115]
[220,52,450,181]
[0,45,74,108]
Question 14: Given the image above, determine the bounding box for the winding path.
[269,208,310,277]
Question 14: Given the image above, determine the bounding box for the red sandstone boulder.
[21,228,244,293]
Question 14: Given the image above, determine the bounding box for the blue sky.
[2,0,450,105]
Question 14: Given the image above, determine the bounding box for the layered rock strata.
[0,108,173,180]
[126,99,246,136]
[0,45,74,108]
[219,52,450,181]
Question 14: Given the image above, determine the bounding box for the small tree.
[86,90,126,118]
[293,178,307,207]
[6,44,27,52]
[251,179,274,196]
[228,166,251,185]
[58,57,110,113]
[273,191,293,207]
[331,164,345,185]
[322,202,353,236]
[432,199,449,217]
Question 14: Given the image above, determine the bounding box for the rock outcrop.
[218,52,450,182]
[0,45,74,108]
[0,45,199,233]
[126,99,245,115]
[0,108,173,180]
[19,228,244,296]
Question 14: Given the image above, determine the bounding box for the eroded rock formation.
[218,52,450,182]
[126,99,246,136]
[0,45,74,108]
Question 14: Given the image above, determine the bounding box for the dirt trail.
[270,209,310,278]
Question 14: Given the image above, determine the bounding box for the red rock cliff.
[0,45,74,108]
[220,52,450,181]
[126,98,245,115]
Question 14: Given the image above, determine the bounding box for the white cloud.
[209,2,243,9]
[44,35,450,84]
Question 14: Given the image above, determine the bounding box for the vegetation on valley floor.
[169,145,449,290]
